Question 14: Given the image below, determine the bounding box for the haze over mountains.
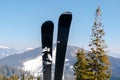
[0,46,22,59]
[0,45,35,59]
[0,45,120,80]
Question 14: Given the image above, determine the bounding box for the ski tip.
[41,20,54,30]
[61,12,72,17]
[62,12,72,15]
[44,20,53,25]
[59,12,72,27]
[60,12,72,18]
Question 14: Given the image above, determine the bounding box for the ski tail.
[54,12,72,80]
[41,21,54,80]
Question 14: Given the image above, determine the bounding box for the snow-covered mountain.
[21,46,76,79]
[0,45,120,79]
[0,45,36,59]
[0,45,20,59]
[0,45,78,79]
[21,48,56,78]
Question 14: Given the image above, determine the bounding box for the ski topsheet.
[41,21,54,80]
[54,12,72,80]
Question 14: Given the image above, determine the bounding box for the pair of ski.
[41,12,72,80]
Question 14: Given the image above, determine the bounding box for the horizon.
[0,0,120,54]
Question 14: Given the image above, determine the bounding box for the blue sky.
[0,0,120,53]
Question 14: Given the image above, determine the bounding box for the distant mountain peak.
[26,47,34,51]
[0,45,10,49]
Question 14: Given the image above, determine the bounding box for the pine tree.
[88,6,111,80]
[74,49,94,80]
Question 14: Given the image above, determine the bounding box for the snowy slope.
[0,45,120,79]
[22,48,57,72]
[0,45,20,59]
[22,47,74,79]
[22,55,42,72]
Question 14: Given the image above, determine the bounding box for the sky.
[0,0,120,53]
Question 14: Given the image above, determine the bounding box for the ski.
[41,21,54,80]
[54,12,72,80]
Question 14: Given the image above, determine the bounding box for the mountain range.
[0,45,119,80]
[0,45,30,59]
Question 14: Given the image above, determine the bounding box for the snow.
[0,45,10,49]
[52,48,56,64]
[22,55,42,72]
[48,54,52,61]
[107,53,120,58]
[42,47,50,52]
[22,48,57,72]
[70,66,73,69]
[26,48,34,51]
[65,58,69,62]
[1,53,5,56]
[22,47,73,80]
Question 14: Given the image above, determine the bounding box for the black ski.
[54,12,72,80]
[41,21,54,80]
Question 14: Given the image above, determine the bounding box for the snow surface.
[0,45,10,49]
[22,55,42,72]
[22,48,57,72]
[65,58,69,62]
[22,47,69,80]
[52,48,56,64]
[42,47,50,52]
[26,47,34,51]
